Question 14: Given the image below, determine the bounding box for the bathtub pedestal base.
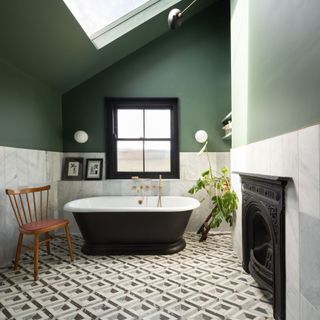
[81,238,186,255]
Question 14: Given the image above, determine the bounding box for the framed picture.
[62,157,83,180]
[85,158,103,180]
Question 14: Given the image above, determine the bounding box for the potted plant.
[188,139,238,239]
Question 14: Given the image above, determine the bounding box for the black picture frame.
[85,159,103,180]
[62,157,83,180]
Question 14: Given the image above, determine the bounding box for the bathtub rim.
[63,195,200,213]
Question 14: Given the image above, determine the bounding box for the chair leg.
[45,232,51,255]
[14,233,24,270]
[65,224,74,262]
[34,234,39,281]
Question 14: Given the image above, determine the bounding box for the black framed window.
[105,98,179,179]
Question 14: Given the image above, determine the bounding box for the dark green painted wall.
[0,0,216,92]
[232,0,320,147]
[62,1,231,152]
[0,58,62,151]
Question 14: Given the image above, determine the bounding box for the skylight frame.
[63,0,182,50]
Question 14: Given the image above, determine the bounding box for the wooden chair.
[5,185,73,281]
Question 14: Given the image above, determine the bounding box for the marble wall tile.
[46,152,63,182]
[245,140,268,174]
[230,173,242,260]
[268,135,283,176]
[168,180,194,196]
[1,149,232,266]
[231,124,320,318]
[179,152,230,180]
[298,125,320,219]
[102,180,123,196]
[300,294,320,320]
[0,146,62,268]
[230,146,247,173]
[224,152,231,170]
[281,131,299,180]
[0,146,4,187]
[57,181,82,234]
[300,212,320,312]
[4,147,18,187]
[286,204,300,320]
[16,148,29,186]
[279,131,301,319]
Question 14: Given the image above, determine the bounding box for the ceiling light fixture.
[168,0,198,30]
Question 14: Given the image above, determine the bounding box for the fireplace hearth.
[237,173,290,320]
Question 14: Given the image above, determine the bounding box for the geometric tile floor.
[0,233,274,320]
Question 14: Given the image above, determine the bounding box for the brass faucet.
[157,174,163,208]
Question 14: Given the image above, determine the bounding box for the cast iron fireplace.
[238,173,290,320]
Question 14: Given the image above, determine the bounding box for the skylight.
[63,0,181,49]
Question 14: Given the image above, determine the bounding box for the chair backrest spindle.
[32,192,37,221]
[8,195,23,226]
[18,194,28,224]
[46,189,49,220]
[25,193,32,222]
[40,191,43,221]
[5,185,51,225]
[13,195,24,225]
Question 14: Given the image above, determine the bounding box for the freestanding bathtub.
[64,196,200,255]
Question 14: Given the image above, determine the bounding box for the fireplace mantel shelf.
[233,171,292,183]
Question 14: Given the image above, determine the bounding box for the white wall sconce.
[195,130,208,143]
[74,130,88,144]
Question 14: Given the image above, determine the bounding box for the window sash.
[105,98,179,179]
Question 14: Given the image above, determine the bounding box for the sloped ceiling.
[0,0,216,93]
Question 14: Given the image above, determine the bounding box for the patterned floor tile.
[229,309,267,320]
[14,310,51,320]
[188,310,223,320]
[124,301,158,318]
[85,301,117,318]
[146,293,178,309]
[185,292,217,309]
[143,311,178,320]
[100,309,137,320]
[45,301,79,317]
[0,286,20,298]
[0,233,274,319]
[205,300,240,318]
[164,301,199,318]
[57,310,93,320]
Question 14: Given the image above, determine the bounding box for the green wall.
[0,58,62,151]
[62,1,231,152]
[231,0,320,147]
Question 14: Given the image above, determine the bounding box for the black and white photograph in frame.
[62,157,83,180]
[85,158,103,180]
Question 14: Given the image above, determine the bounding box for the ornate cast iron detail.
[237,172,290,320]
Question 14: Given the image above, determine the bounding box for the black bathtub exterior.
[73,210,192,255]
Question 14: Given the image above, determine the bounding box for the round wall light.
[168,8,183,30]
[74,130,88,144]
[195,130,208,143]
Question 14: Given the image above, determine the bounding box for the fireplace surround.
[237,173,290,320]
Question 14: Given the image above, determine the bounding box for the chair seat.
[20,219,68,233]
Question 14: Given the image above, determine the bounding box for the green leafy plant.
[188,141,238,228]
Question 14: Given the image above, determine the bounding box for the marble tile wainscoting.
[231,124,320,320]
[59,152,231,235]
[0,151,230,268]
[0,146,62,268]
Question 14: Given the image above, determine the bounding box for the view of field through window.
[117,109,171,172]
